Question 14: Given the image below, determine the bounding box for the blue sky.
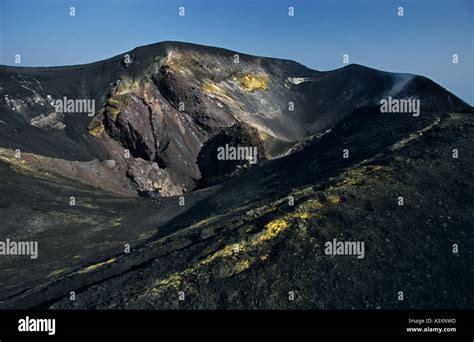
[0,0,472,104]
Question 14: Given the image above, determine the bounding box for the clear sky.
[0,0,472,104]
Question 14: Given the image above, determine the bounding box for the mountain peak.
[0,42,470,197]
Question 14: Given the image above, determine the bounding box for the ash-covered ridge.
[0,41,470,197]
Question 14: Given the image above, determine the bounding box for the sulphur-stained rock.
[100,77,208,194]
[126,158,184,196]
[106,93,157,161]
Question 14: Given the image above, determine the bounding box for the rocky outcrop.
[196,123,266,188]
[126,158,183,196]
[30,111,65,130]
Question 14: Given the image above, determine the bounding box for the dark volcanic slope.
[48,111,474,310]
[0,42,472,309]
